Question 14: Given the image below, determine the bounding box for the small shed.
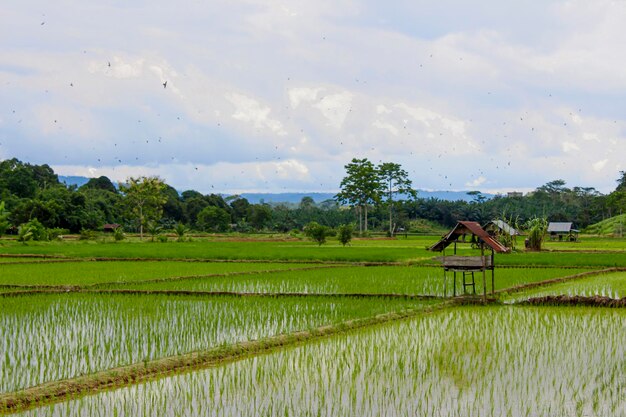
[547,222,579,241]
[429,221,509,300]
[103,223,121,233]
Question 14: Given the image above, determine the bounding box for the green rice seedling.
[505,271,626,302]
[107,266,593,296]
[0,293,430,393]
[16,306,626,417]
[0,261,326,287]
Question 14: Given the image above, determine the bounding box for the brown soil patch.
[521,295,626,307]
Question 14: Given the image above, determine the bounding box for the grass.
[2,237,625,266]
[0,239,434,263]
[0,261,327,287]
[583,214,626,236]
[0,292,430,394]
[104,266,595,296]
[505,271,626,302]
[17,306,626,417]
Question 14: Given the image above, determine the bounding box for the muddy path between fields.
[520,294,626,307]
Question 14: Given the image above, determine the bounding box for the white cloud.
[226,92,287,135]
[313,92,352,129]
[376,105,392,115]
[88,56,144,79]
[465,176,487,187]
[592,159,608,172]
[372,120,399,135]
[288,87,322,108]
[561,141,580,153]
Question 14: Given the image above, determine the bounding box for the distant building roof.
[429,221,509,253]
[547,222,579,233]
[486,220,521,236]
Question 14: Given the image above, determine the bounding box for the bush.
[525,217,548,251]
[197,206,231,232]
[48,228,70,240]
[303,221,334,246]
[174,223,188,242]
[113,226,125,241]
[79,229,99,241]
[18,219,48,242]
[337,224,354,247]
[157,234,168,243]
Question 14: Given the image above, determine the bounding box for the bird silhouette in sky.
[163,81,167,88]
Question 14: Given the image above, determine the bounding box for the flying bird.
[163,81,167,88]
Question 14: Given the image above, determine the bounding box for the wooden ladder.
[462,271,476,295]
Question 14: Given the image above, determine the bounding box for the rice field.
[0,292,433,393]
[505,271,626,302]
[102,266,594,296]
[0,261,327,287]
[2,238,625,415]
[14,306,626,417]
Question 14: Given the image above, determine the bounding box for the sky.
[1,0,625,195]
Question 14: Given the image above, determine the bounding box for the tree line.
[0,157,624,239]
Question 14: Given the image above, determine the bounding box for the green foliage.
[48,227,69,240]
[247,204,272,230]
[616,171,626,193]
[79,229,100,241]
[337,224,354,246]
[584,213,626,236]
[146,222,163,242]
[197,206,231,232]
[174,223,189,242]
[0,201,10,237]
[80,176,117,193]
[119,176,167,239]
[378,162,417,236]
[113,226,125,241]
[18,218,48,242]
[525,217,548,251]
[336,158,381,234]
[304,221,334,246]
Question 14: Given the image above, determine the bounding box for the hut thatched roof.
[429,221,509,253]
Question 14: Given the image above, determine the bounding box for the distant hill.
[239,190,493,204]
[58,175,492,203]
[584,214,626,236]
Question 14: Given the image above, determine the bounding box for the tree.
[377,162,417,236]
[616,171,626,193]
[197,206,231,232]
[337,224,354,246]
[174,222,189,242]
[146,221,163,242]
[80,176,117,193]
[248,204,272,230]
[304,221,333,246]
[0,201,10,237]
[229,197,251,222]
[119,176,167,239]
[299,196,315,210]
[335,158,380,235]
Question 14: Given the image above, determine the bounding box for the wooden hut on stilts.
[429,221,509,302]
